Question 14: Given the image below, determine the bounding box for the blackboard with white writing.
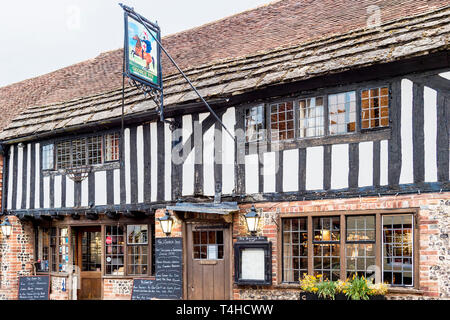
[131,237,182,300]
[18,276,50,300]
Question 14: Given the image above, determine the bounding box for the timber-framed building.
[0,0,449,300]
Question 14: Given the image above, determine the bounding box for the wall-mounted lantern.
[158,210,173,237]
[244,205,260,236]
[0,217,12,238]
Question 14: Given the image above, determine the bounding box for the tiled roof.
[0,0,448,134]
[1,5,448,141]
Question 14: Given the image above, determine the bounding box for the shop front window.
[105,225,125,275]
[127,225,149,275]
[36,227,50,272]
[282,218,308,283]
[382,215,414,286]
[313,217,341,281]
[59,228,69,272]
[346,215,376,279]
[50,227,57,272]
[282,213,416,287]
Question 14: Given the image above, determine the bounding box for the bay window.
[282,212,416,287]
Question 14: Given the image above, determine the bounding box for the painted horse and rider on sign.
[127,16,159,87]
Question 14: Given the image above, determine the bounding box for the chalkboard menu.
[18,276,50,300]
[132,237,182,300]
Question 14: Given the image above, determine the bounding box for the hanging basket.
[61,165,92,182]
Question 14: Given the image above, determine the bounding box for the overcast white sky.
[0,0,274,87]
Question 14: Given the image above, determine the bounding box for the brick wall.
[233,193,450,300]
[0,216,34,300]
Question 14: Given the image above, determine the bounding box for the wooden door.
[186,223,231,300]
[75,227,102,300]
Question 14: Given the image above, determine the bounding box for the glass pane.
[105,226,125,275]
[282,218,308,283]
[328,91,356,135]
[361,87,389,129]
[382,215,414,286]
[127,225,148,244]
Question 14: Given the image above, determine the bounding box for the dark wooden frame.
[277,208,420,289]
[244,79,394,154]
[40,129,121,173]
[17,275,51,300]
[234,238,272,286]
[34,216,155,279]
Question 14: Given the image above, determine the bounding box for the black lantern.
[244,205,260,235]
[158,210,173,236]
[0,217,12,238]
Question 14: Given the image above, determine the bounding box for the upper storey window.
[328,91,356,135]
[246,83,390,144]
[42,144,54,170]
[245,105,265,142]
[270,101,295,142]
[42,132,120,171]
[361,87,389,129]
[298,97,325,138]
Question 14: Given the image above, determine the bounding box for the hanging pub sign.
[122,5,162,90]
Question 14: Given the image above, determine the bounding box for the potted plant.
[343,275,388,300]
[299,274,388,301]
[368,282,388,300]
[299,274,320,300]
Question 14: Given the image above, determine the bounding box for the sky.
[0,0,275,87]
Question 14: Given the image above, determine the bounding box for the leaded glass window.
[382,215,414,286]
[127,225,149,275]
[361,87,389,129]
[346,215,376,279]
[42,144,54,170]
[298,97,324,138]
[328,91,356,135]
[313,217,340,281]
[245,105,265,142]
[270,101,295,141]
[282,218,308,283]
[105,225,125,275]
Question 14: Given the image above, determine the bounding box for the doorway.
[186,223,231,300]
[73,226,102,300]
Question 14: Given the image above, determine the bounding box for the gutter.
[0,97,230,145]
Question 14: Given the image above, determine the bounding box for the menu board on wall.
[18,276,50,300]
[131,237,182,300]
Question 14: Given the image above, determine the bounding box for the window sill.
[102,275,156,280]
[387,287,423,295]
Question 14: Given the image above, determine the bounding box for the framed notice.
[123,9,162,90]
[234,237,272,285]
